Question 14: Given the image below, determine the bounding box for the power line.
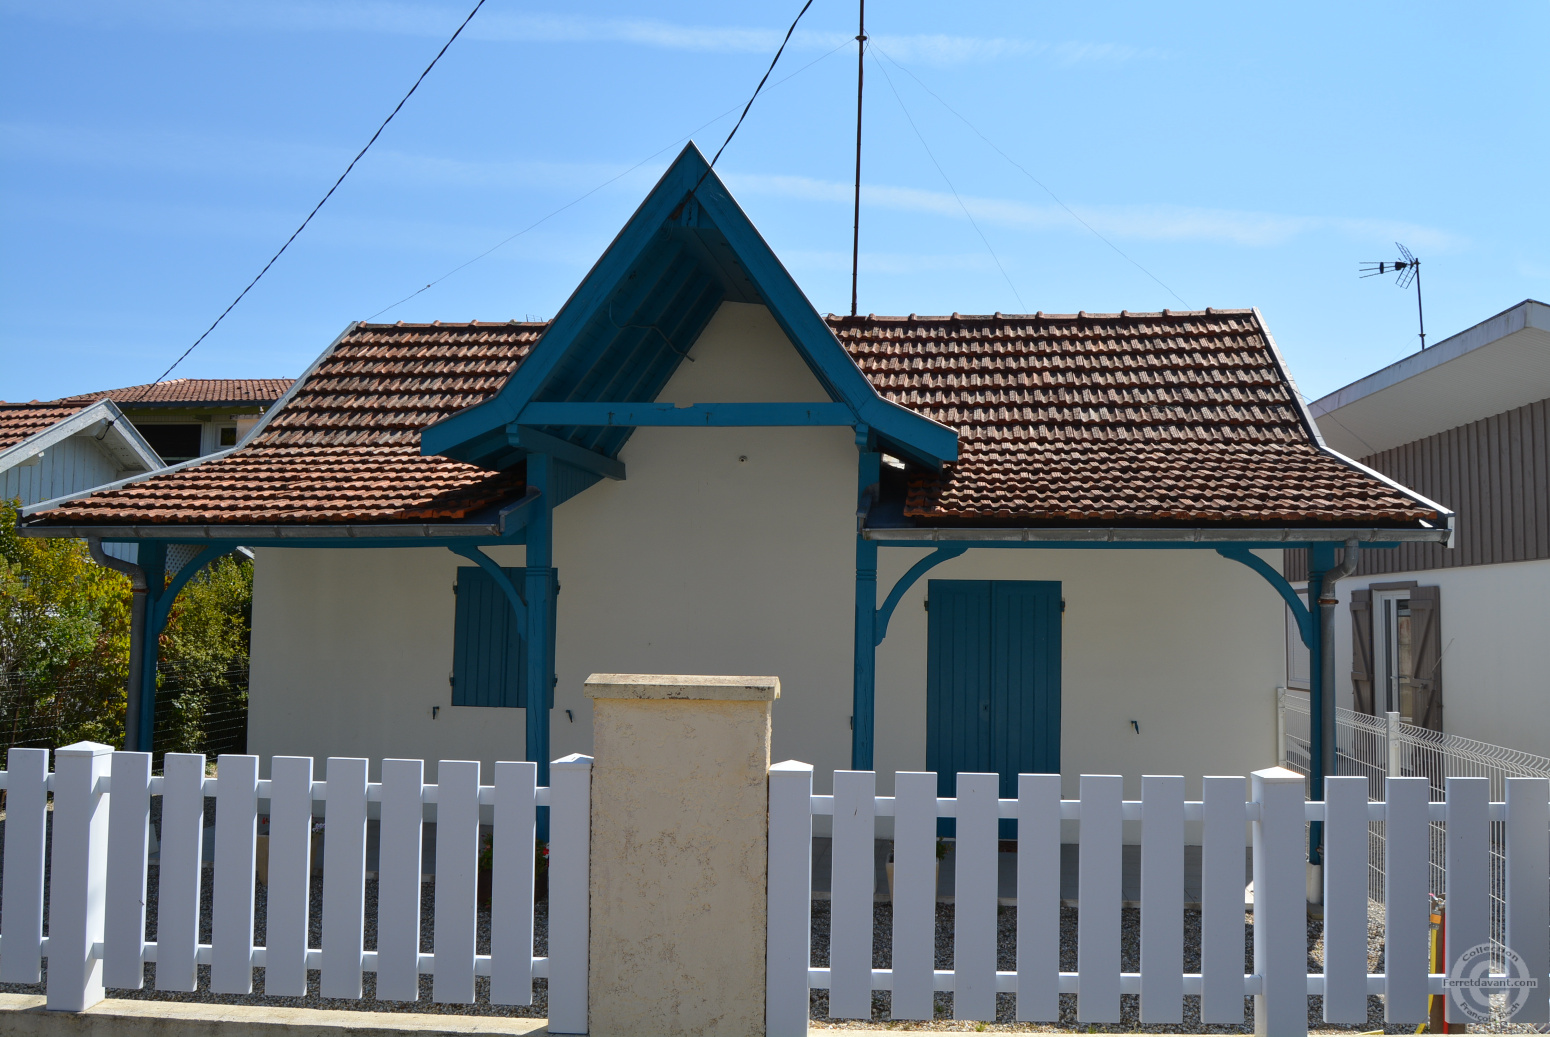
[871,50,1026,312]
[874,46,1190,309]
[145,0,488,389]
[370,39,852,322]
[695,0,817,192]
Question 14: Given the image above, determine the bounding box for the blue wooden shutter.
[926,580,994,832]
[991,581,1062,788]
[452,566,526,708]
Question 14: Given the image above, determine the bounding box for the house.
[20,145,1451,816]
[1,397,162,507]
[52,378,294,463]
[1284,299,1550,756]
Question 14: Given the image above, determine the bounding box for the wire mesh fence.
[0,667,248,769]
[1282,687,1550,978]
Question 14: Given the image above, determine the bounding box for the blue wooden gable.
[419,143,957,473]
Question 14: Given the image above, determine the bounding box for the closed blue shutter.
[452,566,527,708]
[928,579,1061,836]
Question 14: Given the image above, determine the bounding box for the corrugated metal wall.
[1287,397,1549,580]
[1,434,124,506]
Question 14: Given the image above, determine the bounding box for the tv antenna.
[1361,242,1427,349]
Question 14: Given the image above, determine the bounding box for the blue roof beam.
[519,402,855,427]
[506,425,625,481]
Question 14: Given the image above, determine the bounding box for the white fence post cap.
[771,760,814,773]
[584,673,780,702]
[55,741,114,758]
[1252,766,1305,784]
[550,753,593,769]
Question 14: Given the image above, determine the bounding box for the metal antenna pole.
[850,0,866,317]
[1414,261,1426,349]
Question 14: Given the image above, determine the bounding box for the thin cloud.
[3,1,1151,67]
[725,171,1463,252]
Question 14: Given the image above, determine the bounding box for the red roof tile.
[830,310,1439,527]
[31,309,1439,530]
[57,378,294,407]
[0,402,90,452]
[32,324,538,525]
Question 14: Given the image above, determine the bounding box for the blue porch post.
[132,543,167,753]
[1305,544,1335,864]
[851,436,881,770]
[523,454,557,836]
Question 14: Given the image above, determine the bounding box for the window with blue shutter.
[452,566,528,708]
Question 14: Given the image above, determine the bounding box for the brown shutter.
[1350,588,1375,716]
[1409,586,1444,732]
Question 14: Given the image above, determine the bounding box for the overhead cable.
[871,50,1027,312]
[874,46,1190,309]
[694,0,817,192]
[144,0,488,389]
[369,39,851,321]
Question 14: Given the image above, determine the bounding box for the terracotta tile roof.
[830,309,1441,527]
[0,402,91,452]
[57,378,294,407]
[31,323,540,525]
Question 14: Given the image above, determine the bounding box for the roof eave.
[862,525,1453,544]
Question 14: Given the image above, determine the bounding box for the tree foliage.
[1,499,252,749]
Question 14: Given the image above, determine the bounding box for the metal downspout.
[1319,538,1361,784]
[88,539,148,752]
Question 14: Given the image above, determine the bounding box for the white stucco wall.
[1318,557,1550,759]
[249,302,1288,804]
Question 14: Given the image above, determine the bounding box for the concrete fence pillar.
[584,673,780,1037]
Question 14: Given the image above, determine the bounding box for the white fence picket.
[1443,776,1489,1025]
[104,751,152,990]
[1014,772,1060,1022]
[156,753,206,992]
[1251,767,1306,1037]
[829,769,876,1019]
[0,748,48,985]
[490,760,537,1006]
[1383,777,1430,1025]
[1139,774,1183,1024]
[766,761,814,1037]
[1077,774,1122,1023]
[953,772,999,1021]
[547,753,592,1035]
[375,758,424,1002]
[263,755,314,997]
[46,742,113,1011]
[1504,777,1550,1025]
[890,771,937,1020]
[211,754,259,994]
[1320,776,1369,1023]
[433,760,480,1004]
[1198,775,1244,1024]
[320,757,368,999]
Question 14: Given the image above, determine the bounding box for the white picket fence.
[765,764,1550,1035]
[0,743,591,1030]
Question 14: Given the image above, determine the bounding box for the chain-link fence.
[1282,687,1550,977]
[0,667,248,768]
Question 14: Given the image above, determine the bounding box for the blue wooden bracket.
[507,425,625,480]
[150,545,229,636]
[448,544,528,628]
[518,401,855,427]
[1215,547,1312,648]
[874,545,968,645]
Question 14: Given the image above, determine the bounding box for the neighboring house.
[0,398,163,507]
[53,379,293,462]
[1285,299,1550,756]
[22,146,1450,811]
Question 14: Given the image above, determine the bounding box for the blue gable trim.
[420,143,957,471]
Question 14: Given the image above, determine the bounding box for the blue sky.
[2,1,1546,403]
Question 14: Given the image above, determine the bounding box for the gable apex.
[420,144,957,470]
